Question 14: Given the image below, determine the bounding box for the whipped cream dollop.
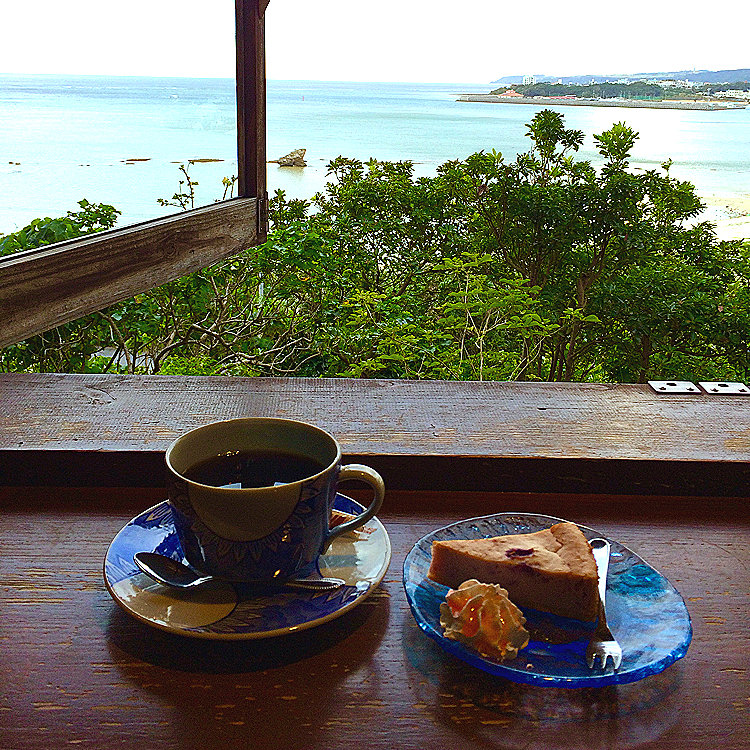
[439,579,530,661]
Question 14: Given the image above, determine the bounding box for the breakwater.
[458,95,747,111]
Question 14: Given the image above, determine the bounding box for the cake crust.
[427,521,599,621]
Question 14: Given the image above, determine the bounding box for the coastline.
[2,155,747,243]
[458,94,747,111]
[1,75,747,242]
[698,194,750,241]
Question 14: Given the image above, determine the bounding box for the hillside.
[492,68,750,85]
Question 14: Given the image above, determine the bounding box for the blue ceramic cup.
[165,418,385,583]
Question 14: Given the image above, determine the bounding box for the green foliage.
[496,81,667,100]
[2,111,748,383]
[157,161,199,210]
[0,199,119,257]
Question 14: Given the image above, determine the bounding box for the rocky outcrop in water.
[270,148,307,167]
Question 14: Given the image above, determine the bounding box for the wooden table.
[2,486,748,750]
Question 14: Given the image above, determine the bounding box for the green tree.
[2,113,747,383]
[0,199,119,257]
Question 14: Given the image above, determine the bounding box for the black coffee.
[183,449,325,489]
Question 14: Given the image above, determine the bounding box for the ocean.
[1,75,749,234]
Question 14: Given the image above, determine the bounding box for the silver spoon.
[133,552,345,592]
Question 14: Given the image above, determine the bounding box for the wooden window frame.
[0,0,270,350]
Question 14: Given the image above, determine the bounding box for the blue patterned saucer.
[403,512,692,688]
[104,495,391,639]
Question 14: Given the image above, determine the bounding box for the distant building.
[715,89,750,99]
[658,79,694,88]
[499,89,523,97]
[523,75,537,86]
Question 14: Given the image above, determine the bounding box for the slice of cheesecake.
[428,521,599,621]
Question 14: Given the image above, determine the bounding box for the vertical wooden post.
[236,0,268,241]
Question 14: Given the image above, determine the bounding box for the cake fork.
[586,538,623,670]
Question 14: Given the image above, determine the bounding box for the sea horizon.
[1,74,748,239]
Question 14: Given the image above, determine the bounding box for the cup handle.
[323,464,385,550]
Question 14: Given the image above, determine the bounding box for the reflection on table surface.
[0,486,747,750]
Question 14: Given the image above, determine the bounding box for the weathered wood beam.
[0,199,258,348]
[236,0,267,238]
[1,375,748,495]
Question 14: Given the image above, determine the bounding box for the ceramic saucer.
[104,494,391,639]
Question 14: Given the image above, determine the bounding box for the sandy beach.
[697,193,750,241]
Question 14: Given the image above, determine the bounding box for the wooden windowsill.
[2,372,748,749]
[2,373,748,496]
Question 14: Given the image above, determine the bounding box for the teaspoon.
[133,552,345,592]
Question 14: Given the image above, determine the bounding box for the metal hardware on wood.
[259,191,270,236]
[647,380,700,394]
[698,381,750,395]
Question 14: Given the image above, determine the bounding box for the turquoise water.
[1,75,748,232]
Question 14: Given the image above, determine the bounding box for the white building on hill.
[715,89,750,99]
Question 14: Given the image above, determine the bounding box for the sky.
[1,0,748,83]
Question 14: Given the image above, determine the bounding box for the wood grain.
[1,374,749,495]
[0,199,258,348]
[0,487,747,750]
[236,0,267,239]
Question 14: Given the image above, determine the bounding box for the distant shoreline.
[698,193,750,242]
[458,94,747,111]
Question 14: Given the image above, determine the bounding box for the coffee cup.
[165,418,385,583]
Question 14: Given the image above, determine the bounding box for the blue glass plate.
[104,495,391,639]
[403,512,692,687]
